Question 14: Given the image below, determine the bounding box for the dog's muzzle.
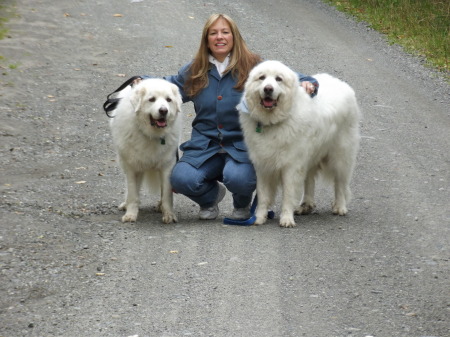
[150,107,168,128]
[260,84,278,109]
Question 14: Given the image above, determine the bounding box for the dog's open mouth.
[150,116,168,128]
[260,97,278,109]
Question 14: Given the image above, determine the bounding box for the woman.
[144,14,318,220]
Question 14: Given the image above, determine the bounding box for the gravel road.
[1,0,449,336]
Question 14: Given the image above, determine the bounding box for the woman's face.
[207,17,234,62]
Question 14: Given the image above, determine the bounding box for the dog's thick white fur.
[109,78,182,223]
[239,60,360,228]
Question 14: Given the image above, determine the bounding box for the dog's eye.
[166,97,172,103]
[259,75,266,80]
[276,76,283,82]
[149,97,156,102]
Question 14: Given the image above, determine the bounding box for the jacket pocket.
[233,139,248,152]
[180,137,211,152]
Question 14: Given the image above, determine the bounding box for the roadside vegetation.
[0,1,15,41]
[1,1,448,78]
[0,1,18,79]
[324,0,449,77]
[0,0,14,61]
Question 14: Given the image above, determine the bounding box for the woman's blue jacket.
[157,62,317,169]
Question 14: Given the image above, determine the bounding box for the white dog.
[238,60,360,228]
[109,78,182,223]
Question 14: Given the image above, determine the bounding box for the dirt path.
[1,0,449,336]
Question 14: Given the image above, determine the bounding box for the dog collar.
[160,137,165,145]
[256,122,262,133]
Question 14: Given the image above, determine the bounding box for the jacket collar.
[209,54,230,75]
[209,54,230,80]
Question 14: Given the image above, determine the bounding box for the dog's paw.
[162,212,177,224]
[279,215,296,228]
[122,213,137,222]
[332,203,348,216]
[118,202,127,211]
[294,202,316,215]
[155,200,163,213]
[254,216,267,226]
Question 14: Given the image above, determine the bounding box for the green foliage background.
[324,0,449,75]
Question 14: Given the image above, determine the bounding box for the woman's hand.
[301,81,316,95]
[132,77,143,86]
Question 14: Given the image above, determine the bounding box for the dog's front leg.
[121,170,142,222]
[254,171,275,225]
[280,168,303,228]
[160,167,177,224]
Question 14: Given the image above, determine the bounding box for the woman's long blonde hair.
[184,14,262,97]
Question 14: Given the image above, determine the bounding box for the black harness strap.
[103,76,142,117]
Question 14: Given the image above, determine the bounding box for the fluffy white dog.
[239,60,360,228]
[109,78,182,223]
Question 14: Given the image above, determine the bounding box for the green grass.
[0,2,14,40]
[324,0,449,75]
[1,2,19,92]
[0,18,9,41]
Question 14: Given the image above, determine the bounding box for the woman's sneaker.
[198,183,226,220]
[230,205,251,220]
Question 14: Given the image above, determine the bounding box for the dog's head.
[243,60,300,124]
[130,78,182,130]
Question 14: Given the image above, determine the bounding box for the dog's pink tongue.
[156,119,167,127]
[263,98,275,108]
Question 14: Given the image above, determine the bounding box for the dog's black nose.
[264,85,273,94]
[159,107,168,116]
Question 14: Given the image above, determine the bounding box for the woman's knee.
[223,163,256,195]
[171,161,213,196]
[171,162,197,194]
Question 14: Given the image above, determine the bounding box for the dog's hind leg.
[331,160,352,215]
[332,177,350,215]
[330,147,355,215]
[158,167,177,224]
[295,169,317,215]
[121,170,143,222]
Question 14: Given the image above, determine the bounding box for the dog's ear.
[243,73,260,112]
[284,69,300,97]
[130,86,146,112]
[170,84,183,113]
[286,67,298,87]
